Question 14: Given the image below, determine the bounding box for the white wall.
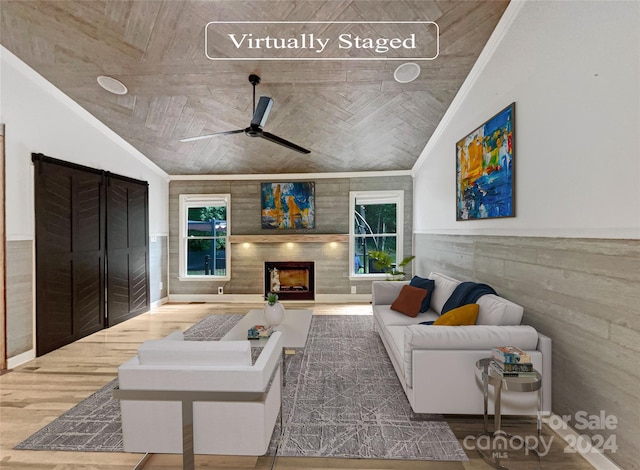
[0,46,169,240]
[412,0,640,239]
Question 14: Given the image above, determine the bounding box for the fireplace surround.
[264,261,315,301]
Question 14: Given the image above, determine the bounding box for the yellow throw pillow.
[433,303,479,326]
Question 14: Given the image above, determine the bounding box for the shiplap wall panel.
[414,233,640,470]
[169,175,412,296]
[6,240,33,357]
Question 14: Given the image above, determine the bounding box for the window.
[349,190,404,278]
[179,194,230,280]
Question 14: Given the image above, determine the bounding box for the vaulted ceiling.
[0,0,508,175]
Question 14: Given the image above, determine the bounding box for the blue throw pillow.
[409,276,435,313]
[419,321,435,325]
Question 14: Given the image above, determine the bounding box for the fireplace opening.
[265,261,315,301]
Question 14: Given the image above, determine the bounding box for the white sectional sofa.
[372,272,552,415]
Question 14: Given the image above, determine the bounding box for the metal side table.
[475,358,543,470]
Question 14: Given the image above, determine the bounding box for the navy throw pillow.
[409,276,435,313]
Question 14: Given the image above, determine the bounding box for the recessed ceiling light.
[97,75,128,95]
[393,63,421,84]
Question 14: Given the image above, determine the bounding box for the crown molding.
[169,169,412,181]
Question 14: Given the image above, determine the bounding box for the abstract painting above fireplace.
[265,261,315,301]
[261,182,315,230]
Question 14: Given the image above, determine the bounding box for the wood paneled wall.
[169,176,413,296]
[414,233,640,470]
[5,240,33,358]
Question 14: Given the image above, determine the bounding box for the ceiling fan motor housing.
[245,126,261,137]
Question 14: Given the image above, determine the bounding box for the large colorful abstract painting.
[456,103,515,220]
[261,182,315,229]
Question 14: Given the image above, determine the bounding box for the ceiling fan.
[179,74,310,154]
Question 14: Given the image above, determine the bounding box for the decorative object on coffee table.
[247,324,273,340]
[264,292,285,326]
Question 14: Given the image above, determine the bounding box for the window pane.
[215,220,227,237]
[353,236,397,274]
[187,239,226,276]
[187,206,227,236]
[353,203,397,234]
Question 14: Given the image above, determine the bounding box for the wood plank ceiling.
[0,1,509,175]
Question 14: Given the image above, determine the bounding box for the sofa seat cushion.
[374,305,439,327]
[402,324,539,387]
[385,325,408,374]
[137,339,252,366]
[404,324,539,351]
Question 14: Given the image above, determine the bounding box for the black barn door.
[34,157,105,356]
[106,175,149,327]
[33,154,150,355]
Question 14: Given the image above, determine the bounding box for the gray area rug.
[16,314,467,461]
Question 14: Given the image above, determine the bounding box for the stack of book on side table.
[490,346,537,378]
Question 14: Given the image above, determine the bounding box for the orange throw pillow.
[433,304,479,326]
[390,285,428,318]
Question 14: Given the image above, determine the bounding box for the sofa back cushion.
[402,324,539,388]
[137,339,252,366]
[476,294,524,325]
[408,276,435,312]
[405,324,539,352]
[428,272,461,314]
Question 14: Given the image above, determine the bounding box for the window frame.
[349,190,404,280]
[178,194,231,281]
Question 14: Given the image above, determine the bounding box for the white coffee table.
[221,308,313,349]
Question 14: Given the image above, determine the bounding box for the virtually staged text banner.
[205,21,439,60]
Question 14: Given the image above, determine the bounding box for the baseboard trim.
[315,294,371,303]
[150,297,169,310]
[544,414,623,470]
[169,294,265,303]
[167,294,372,304]
[7,349,36,369]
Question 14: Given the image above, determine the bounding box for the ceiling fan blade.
[179,129,244,143]
[251,96,273,128]
[261,131,311,154]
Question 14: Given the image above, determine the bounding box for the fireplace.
[264,261,315,301]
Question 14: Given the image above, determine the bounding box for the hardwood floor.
[0,302,596,469]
